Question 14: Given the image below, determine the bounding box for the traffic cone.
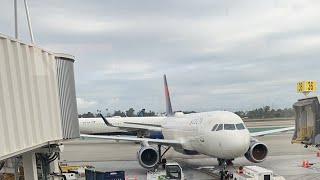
[134,175,137,180]
[317,151,320,157]
[302,160,306,167]
[125,176,129,180]
[236,169,243,173]
[305,161,311,168]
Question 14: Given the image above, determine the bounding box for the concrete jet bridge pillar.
[0,34,79,179]
[292,96,320,146]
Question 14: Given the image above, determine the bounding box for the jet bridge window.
[224,124,236,130]
[236,123,245,130]
[216,124,223,131]
[211,124,218,131]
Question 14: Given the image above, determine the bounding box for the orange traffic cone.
[125,176,129,180]
[317,151,320,157]
[134,175,137,180]
[236,169,243,173]
[305,161,311,168]
[302,160,306,167]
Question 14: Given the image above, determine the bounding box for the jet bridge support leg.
[22,152,38,180]
[158,145,161,165]
[49,158,60,180]
[13,157,20,180]
[157,145,171,168]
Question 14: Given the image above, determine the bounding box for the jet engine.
[244,139,268,163]
[137,146,159,169]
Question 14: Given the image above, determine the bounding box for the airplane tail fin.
[164,74,174,116]
[137,109,145,117]
[99,114,114,127]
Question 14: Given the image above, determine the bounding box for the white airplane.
[81,75,294,175]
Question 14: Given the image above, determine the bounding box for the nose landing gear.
[217,158,234,180]
[217,158,234,166]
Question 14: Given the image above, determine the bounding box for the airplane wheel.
[219,171,224,180]
[162,158,167,164]
[219,170,229,180]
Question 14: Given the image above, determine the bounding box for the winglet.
[164,75,174,116]
[99,114,114,127]
[138,109,146,117]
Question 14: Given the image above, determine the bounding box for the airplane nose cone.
[221,131,250,158]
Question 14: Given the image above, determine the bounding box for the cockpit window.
[212,124,218,131]
[216,124,223,131]
[224,124,236,130]
[236,123,245,130]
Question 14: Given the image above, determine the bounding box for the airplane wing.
[124,122,162,127]
[250,127,295,137]
[81,134,182,147]
[99,114,162,132]
[119,124,162,132]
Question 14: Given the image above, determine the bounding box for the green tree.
[234,111,245,118]
[113,110,126,117]
[80,112,95,118]
[126,108,136,117]
[144,110,156,117]
[236,106,295,119]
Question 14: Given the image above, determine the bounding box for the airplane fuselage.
[161,111,251,159]
[80,111,251,160]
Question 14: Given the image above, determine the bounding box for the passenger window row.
[211,123,245,131]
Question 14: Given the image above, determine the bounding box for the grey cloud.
[1,0,320,113]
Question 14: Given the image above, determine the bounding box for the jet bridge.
[291,96,320,146]
[0,1,79,178]
[0,34,79,179]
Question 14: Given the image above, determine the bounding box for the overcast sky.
[1,0,320,114]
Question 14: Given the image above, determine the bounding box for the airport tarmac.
[60,119,320,180]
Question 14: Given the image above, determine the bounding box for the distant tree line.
[78,108,156,118]
[78,106,295,119]
[234,106,295,119]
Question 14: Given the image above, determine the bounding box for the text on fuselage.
[190,118,204,125]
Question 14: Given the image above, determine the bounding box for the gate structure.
[292,96,320,146]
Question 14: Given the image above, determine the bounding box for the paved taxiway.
[60,118,320,179]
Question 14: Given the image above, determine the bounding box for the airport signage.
[297,81,316,92]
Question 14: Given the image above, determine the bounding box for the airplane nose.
[221,131,250,158]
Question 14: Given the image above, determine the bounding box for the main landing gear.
[217,158,234,180]
[157,145,171,169]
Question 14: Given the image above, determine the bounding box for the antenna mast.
[14,0,18,39]
[14,0,35,43]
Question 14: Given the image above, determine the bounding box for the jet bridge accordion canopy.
[55,53,80,139]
